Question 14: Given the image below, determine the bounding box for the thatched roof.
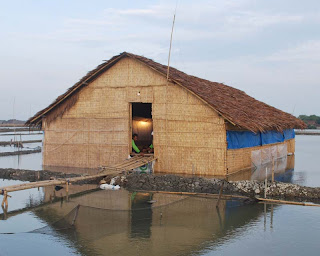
[26,52,306,132]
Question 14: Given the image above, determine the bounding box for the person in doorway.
[148,131,154,153]
[132,134,143,155]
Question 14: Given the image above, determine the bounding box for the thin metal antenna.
[13,97,16,143]
[292,104,296,115]
[167,7,177,80]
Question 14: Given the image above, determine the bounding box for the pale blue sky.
[1,0,319,120]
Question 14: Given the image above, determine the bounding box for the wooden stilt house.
[26,52,306,176]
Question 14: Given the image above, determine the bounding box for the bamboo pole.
[264,202,266,231]
[216,180,225,208]
[264,167,267,198]
[1,191,8,207]
[134,190,249,200]
[167,10,176,80]
[257,197,320,207]
[1,205,8,220]
[270,204,273,229]
[71,205,80,226]
[272,158,275,182]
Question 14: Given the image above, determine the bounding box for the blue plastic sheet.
[261,130,284,145]
[283,129,295,140]
[227,129,295,149]
[227,131,261,149]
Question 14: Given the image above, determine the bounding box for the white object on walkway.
[100,184,120,190]
[110,177,116,185]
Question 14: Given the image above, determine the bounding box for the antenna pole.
[167,12,176,80]
[13,97,16,143]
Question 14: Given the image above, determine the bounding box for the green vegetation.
[298,115,320,129]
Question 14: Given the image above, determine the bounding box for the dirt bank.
[0,140,42,146]
[0,168,100,184]
[0,127,40,133]
[0,149,41,157]
[121,173,320,202]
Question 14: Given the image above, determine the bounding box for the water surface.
[0,135,319,256]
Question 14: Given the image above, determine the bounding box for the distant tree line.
[298,115,320,129]
[0,119,25,124]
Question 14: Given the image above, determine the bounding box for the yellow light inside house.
[139,121,149,126]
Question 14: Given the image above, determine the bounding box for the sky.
[0,0,319,120]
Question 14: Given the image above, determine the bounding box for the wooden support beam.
[134,190,249,200]
[216,180,225,208]
[1,191,8,208]
[257,197,320,207]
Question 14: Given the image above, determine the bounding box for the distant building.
[26,52,306,176]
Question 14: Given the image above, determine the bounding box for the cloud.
[1,0,320,119]
[36,1,305,46]
[266,40,320,62]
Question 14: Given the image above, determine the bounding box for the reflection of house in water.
[33,189,276,256]
[228,154,295,182]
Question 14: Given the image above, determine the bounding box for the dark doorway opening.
[131,103,153,154]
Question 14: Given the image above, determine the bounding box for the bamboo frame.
[133,190,249,200]
[257,197,320,207]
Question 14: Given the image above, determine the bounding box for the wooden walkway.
[0,155,156,207]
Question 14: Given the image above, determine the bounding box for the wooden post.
[264,202,267,231]
[71,205,80,226]
[265,167,268,198]
[216,207,223,230]
[257,197,320,207]
[1,191,8,208]
[270,204,274,229]
[272,158,275,182]
[1,192,5,207]
[66,181,70,201]
[216,180,225,208]
[1,204,8,220]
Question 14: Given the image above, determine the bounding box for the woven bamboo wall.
[43,57,226,175]
[152,83,226,175]
[226,138,295,175]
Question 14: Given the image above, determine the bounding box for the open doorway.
[131,103,153,154]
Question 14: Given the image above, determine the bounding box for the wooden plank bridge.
[0,155,156,207]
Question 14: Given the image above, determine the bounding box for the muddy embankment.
[0,140,42,146]
[0,149,41,157]
[1,169,320,202]
[119,173,320,202]
[0,168,99,184]
[0,127,40,133]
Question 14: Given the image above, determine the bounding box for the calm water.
[0,135,319,256]
[0,129,43,170]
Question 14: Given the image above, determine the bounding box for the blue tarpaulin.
[226,131,261,149]
[261,130,284,145]
[227,129,295,149]
[283,129,295,140]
